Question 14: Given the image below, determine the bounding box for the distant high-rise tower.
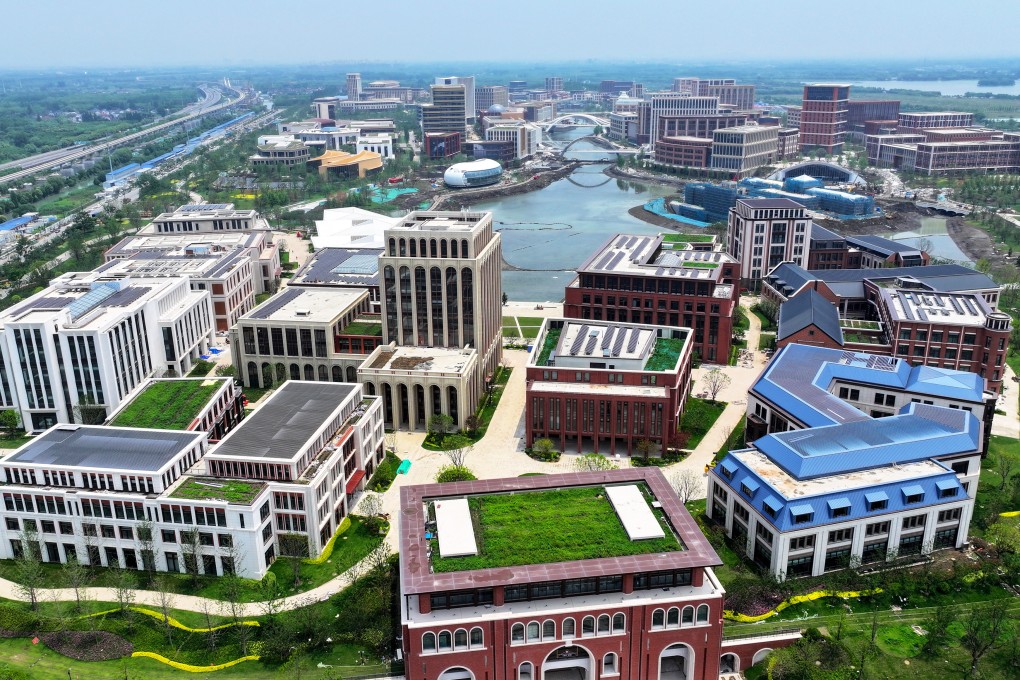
[545,76,563,94]
[346,73,362,102]
[800,83,850,154]
[435,76,476,123]
[421,84,467,134]
[476,85,509,112]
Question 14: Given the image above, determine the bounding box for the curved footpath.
[0,298,761,615]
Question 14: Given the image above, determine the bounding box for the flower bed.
[723,588,883,623]
[41,630,133,661]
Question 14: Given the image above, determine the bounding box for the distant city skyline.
[9,0,1020,70]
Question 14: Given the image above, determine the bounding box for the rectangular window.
[865,521,889,536]
[789,535,815,551]
[828,528,853,543]
[161,530,176,543]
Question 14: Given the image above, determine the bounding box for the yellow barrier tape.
[132,651,260,672]
[79,607,259,632]
[723,588,883,623]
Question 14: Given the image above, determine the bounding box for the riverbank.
[603,164,688,189]
[425,162,581,210]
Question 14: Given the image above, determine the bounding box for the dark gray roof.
[807,264,992,289]
[211,382,358,460]
[809,223,843,242]
[766,262,817,296]
[738,198,805,209]
[846,235,920,256]
[6,426,202,472]
[248,287,303,319]
[292,247,382,286]
[778,289,843,344]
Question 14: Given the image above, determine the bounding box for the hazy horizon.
[9,0,1020,71]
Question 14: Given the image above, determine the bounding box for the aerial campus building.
[708,345,985,580]
[399,468,796,680]
[0,381,384,579]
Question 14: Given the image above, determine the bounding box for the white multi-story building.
[726,198,811,286]
[142,203,270,234]
[435,76,476,123]
[484,122,542,159]
[0,276,213,430]
[649,94,720,150]
[346,73,362,101]
[356,134,394,159]
[710,124,778,178]
[0,381,385,579]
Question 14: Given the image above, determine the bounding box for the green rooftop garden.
[342,318,383,336]
[536,327,561,366]
[661,233,714,243]
[681,261,719,269]
[110,379,223,430]
[841,319,882,330]
[170,477,266,504]
[429,485,682,573]
[645,337,685,371]
[843,331,886,345]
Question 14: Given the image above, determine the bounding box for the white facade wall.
[356,135,394,159]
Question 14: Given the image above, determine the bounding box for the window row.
[421,627,483,653]
[651,604,711,629]
[510,613,625,644]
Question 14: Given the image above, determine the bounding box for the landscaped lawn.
[536,327,560,366]
[186,359,215,377]
[645,337,686,371]
[515,316,544,327]
[758,332,775,351]
[503,326,521,337]
[110,380,222,430]
[661,233,714,243]
[422,367,512,451]
[239,386,273,404]
[0,433,33,449]
[430,486,681,572]
[750,305,777,332]
[170,478,266,504]
[342,319,382,336]
[518,325,541,339]
[714,415,746,463]
[680,398,725,449]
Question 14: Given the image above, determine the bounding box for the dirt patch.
[391,356,432,370]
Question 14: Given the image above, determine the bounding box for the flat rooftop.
[244,286,367,323]
[4,425,202,472]
[209,381,358,461]
[577,234,734,291]
[290,247,382,287]
[400,469,721,595]
[390,211,489,233]
[557,321,656,362]
[169,476,267,505]
[881,288,992,325]
[110,378,230,431]
[363,346,475,374]
[107,231,264,257]
[154,204,258,220]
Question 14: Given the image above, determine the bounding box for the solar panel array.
[569,325,590,355]
[584,332,598,355]
[602,327,616,350]
[627,329,640,354]
[68,284,118,321]
[865,355,897,372]
[177,203,231,212]
[249,287,303,320]
[103,287,151,307]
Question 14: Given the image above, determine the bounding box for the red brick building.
[398,469,794,680]
[800,84,850,154]
[653,136,712,169]
[564,234,739,364]
[526,319,692,456]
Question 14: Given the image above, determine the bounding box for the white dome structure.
[443,159,503,188]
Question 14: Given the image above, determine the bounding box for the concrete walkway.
[992,362,1020,438]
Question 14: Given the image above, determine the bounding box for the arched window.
[365,381,375,395]
[603,652,618,675]
[666,607,680,627]
[582,616,595,636]
[332,366,343,382]
[304,364,314,381]
[346,365,357,382]
[388,238,396,256]
[461,239,469,256]
[682,606,695,625]
[451,239,459,258]
[409,239,417,257]
[430,239,438,258]
[470,627,483,647]
[597,614,610,634]
[562,617,576,638]
[652,609,665,629]
[519,662,534,680]
[441,240,448,258]
[288,363,299,380]
[420,238,426,257]
[542,619,555,639]
[454,629,467,650]
[438,631,451,650]
[526,621,539,642]
[247,362,259,387]
[612,613,625,633]
[422,632,436,653]
[511,623,525,644]
[697,604,710,624]
[318,365,328,381]
[399,238,406,256]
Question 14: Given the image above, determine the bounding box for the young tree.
[180,527,202,586]
[700,368,731,402]
[532,437,557,457]
[427,414,454,441]
[464,414,480,436]
[278,533,310,586]
[444,446,470,468]
[501,292,508,306]
[635,438,658,460]
[960,598,1011,675]
[153,575,176,645]
[436,465,477,483]
[0,409,21,438]
[670,468,702,505]
[14,525,45,610]
[72,395,108,425]
[995,451,1017,492]
[921,603,957,656]
[572,453,618,472]
[61,555,92,613]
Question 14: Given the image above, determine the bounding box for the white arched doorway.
[543,645,593,680]
[659,643,694,680]
[751,648,774,666]
[721,653,739,673]
[438,667,474,680]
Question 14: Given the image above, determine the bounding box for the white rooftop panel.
[435,498,478,557]
[605,484,665,541]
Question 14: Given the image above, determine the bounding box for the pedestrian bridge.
[540,114,611,130]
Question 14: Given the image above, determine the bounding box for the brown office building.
[653,136,712,168]
[800,84,850,154]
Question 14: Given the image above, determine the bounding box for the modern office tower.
[898,111,975,130]
[648,94,720,149]
[545,76,563,93]
[508,80,528,99]
[707,83,755,110]
[435,76,476,123]
[0,275,214,429]
[421,84,467,134]
[364,211,502,430]
[629,83,645,98]
[484,122,542,159]
[726,198,811,286]
[475,85,509,112]
[800,83,850,154]
[847,100,900,127]
[709,125,778,178]
[346,73,362,102]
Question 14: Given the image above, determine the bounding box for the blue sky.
[9,0,1020,69]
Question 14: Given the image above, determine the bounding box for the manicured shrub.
[436,465,477,483]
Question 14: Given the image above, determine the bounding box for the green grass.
[750,305,777,333]
[644,337,686,371]
[240,386,273,404]
[758,332,776,351]
[430,486,682,572]
[515,316,543,326]
[536,327,561,366]
[519,326,541,339]
[502,326,520,338]
[186,360,215,377]
[422,367,512,451]
[714,415,746,463]
[110,380,222,430]
[0,433,33,449]
[254,292,272,305]
[342,319,382,336]
[661,233,714,243]
[169,478,265,504]
[366,451,402,492]
[681,261,719,269]
[733,306,750,333]
[680,397,726,449]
